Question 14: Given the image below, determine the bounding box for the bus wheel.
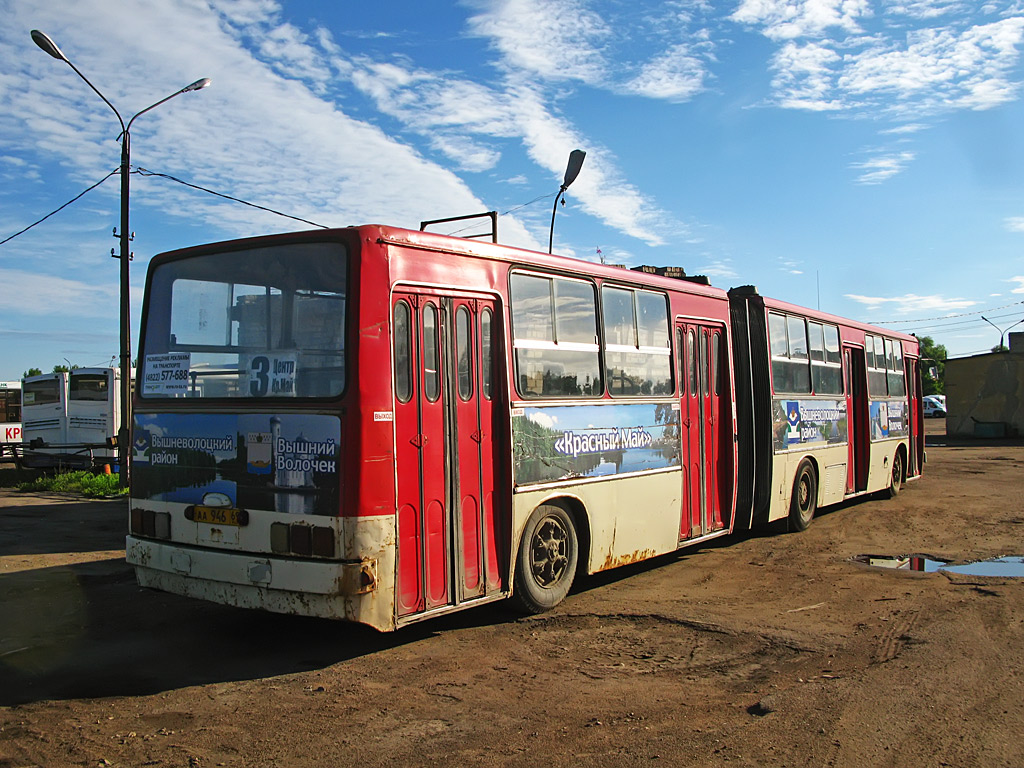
[512,504,578,614]
[788,460,817,532]
[888,451,904,497]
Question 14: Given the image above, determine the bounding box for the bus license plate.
[192,506,244,526]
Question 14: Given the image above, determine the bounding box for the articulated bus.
[126,225,922,631]
[0,381,21,445]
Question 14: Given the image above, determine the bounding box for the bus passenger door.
[905,357,922,477]
[393,290,506,621]
[451,297,506,603]
[677,323,728,539]
[843,345,870,494]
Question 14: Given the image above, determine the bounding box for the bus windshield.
[70,372,110,401]
[24,378,61,406]
[140,241,347,399]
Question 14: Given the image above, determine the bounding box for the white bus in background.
[21,368,122,469]
[21,372,67,450]
[0,381,21,446]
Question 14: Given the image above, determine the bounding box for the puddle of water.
[855,554,1024,578]
[855,554,946,572]
[940,556,1024,578]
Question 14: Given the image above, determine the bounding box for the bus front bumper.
[126,536,395,630]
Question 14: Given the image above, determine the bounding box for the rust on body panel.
[600,548,657,572]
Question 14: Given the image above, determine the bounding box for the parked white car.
[923,395,946,418]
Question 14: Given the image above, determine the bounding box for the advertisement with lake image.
[773,398,848,452]
[512,402,681,486]
[132,413,340,515]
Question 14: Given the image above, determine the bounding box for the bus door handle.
[411,434,428,448]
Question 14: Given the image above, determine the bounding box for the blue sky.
[2,0,1024,381]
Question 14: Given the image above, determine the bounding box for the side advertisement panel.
[132,413,340,515]
[869,400,908,441]
[773,398,848,452]
[512,402,681,486]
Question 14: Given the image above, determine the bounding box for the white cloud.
[879,122,928,134]
[732,0,871,41]
[626,44,707,102]
[1008,276,1024,293]
[845,292,977,313]
[739,5,1024,118]
[465,0,611,84]
[885,1,968,20]
[0,267,121,316]
[770,41,844,110]
[851,150,916,183]
[1,0,515,246]
[698,259,739,279]
[1004,217,1024,232]
[839,19,1024,111]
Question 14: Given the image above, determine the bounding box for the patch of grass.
[17,469,126,498]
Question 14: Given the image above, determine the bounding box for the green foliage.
[17,470,126,497]
[917,335,946,396]
[22,367,42,378]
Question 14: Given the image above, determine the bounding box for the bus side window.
[769,312,811,394]
[423,303,440,402]
[712,331,721,395]
[603,287,672,396]
[393,301,413,403]
[456,305,473,401]
[688,329,697,395]
[510,272,599,398]
[676,327,685,396]
[481,308,493,401]
[867,335,888,396]
[887,339,906,396]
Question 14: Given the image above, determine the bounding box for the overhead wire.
[440,191,558,237]
[869,299,1024,326]
[135,167,329,230]
[0,169,119,247]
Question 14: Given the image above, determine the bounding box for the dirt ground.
[2,419,1023,768]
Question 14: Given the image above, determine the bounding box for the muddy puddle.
[854,554,1024,578]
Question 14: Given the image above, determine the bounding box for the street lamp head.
[31,29,68,62]
[561,149,586,190]
[184,77,212,92]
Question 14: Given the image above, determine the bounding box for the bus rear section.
[124,235,392,624]
[67,368,120,469]
[21,373,68,465]
[728,287,923,531]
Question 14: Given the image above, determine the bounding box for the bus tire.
[888,450,904,498]
[788,460,817,533]
[512,504,578,614]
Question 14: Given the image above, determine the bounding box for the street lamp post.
[980,315,1024,352]
[31,29,209,487]
[548,149,586,254]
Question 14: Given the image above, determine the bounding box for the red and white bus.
[0,381,21,445]
[126,225,922,631]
